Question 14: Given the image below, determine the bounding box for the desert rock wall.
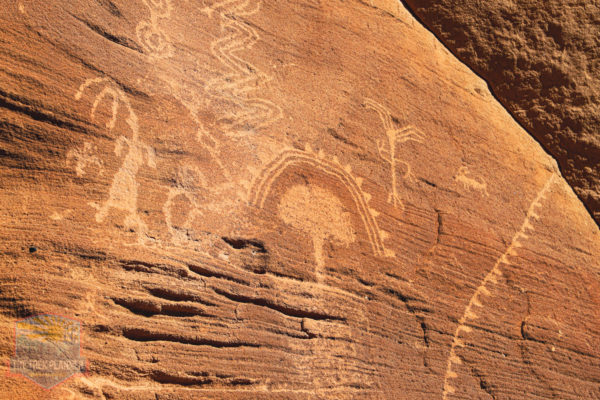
[0,1,599,399]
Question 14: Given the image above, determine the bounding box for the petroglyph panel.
[3,0,600,399]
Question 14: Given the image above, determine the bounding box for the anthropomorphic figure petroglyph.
[454,165,490,197]
[75,78,156,243]
[365,98,423,210]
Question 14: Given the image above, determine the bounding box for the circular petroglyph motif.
[136,21,172,58]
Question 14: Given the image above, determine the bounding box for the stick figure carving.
[365,98,424,210]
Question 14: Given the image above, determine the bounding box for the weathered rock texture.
[401,0,600,225]
[0,0,599,399]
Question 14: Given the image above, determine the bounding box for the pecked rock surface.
[401,0,600,226]
[0,0,599,399]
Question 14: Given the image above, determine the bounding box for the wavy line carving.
[202,0,282,136]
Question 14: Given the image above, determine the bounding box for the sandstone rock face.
[1,1,599,399]
[401,0,600,225]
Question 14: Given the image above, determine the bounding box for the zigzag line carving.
[203,0,282,136]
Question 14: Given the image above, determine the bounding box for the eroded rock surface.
[0,1,599,399]
[401,0,600,225]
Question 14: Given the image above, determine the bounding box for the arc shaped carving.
[249,147,393,258]
[442,173,557,399]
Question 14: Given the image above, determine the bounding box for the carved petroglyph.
[137,0,282,178]
[442,174,557,399]
[278,184,356,280]
[202,0,282,137]
[136,0,227,173]
[49,209,73,221]
[67,142,104,177]
[163,165,207,245]
[156,77,231,179]
[249,146,394,258]
[75,77,156,243]
[136,0,173,59]
[454,166,489,197]
[365,98,423,210]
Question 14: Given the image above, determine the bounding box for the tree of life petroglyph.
[365,98,424,210]
[75,77,156,244]
[249,146,395,258]
[278,184,356,280]
[454,166,490,197]
[202,0,282,137]
[442,174,557,399]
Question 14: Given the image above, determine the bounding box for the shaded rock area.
[401,0,600,225]
[0,0,599,399]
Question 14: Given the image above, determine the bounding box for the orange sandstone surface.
[0,1,599,399]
